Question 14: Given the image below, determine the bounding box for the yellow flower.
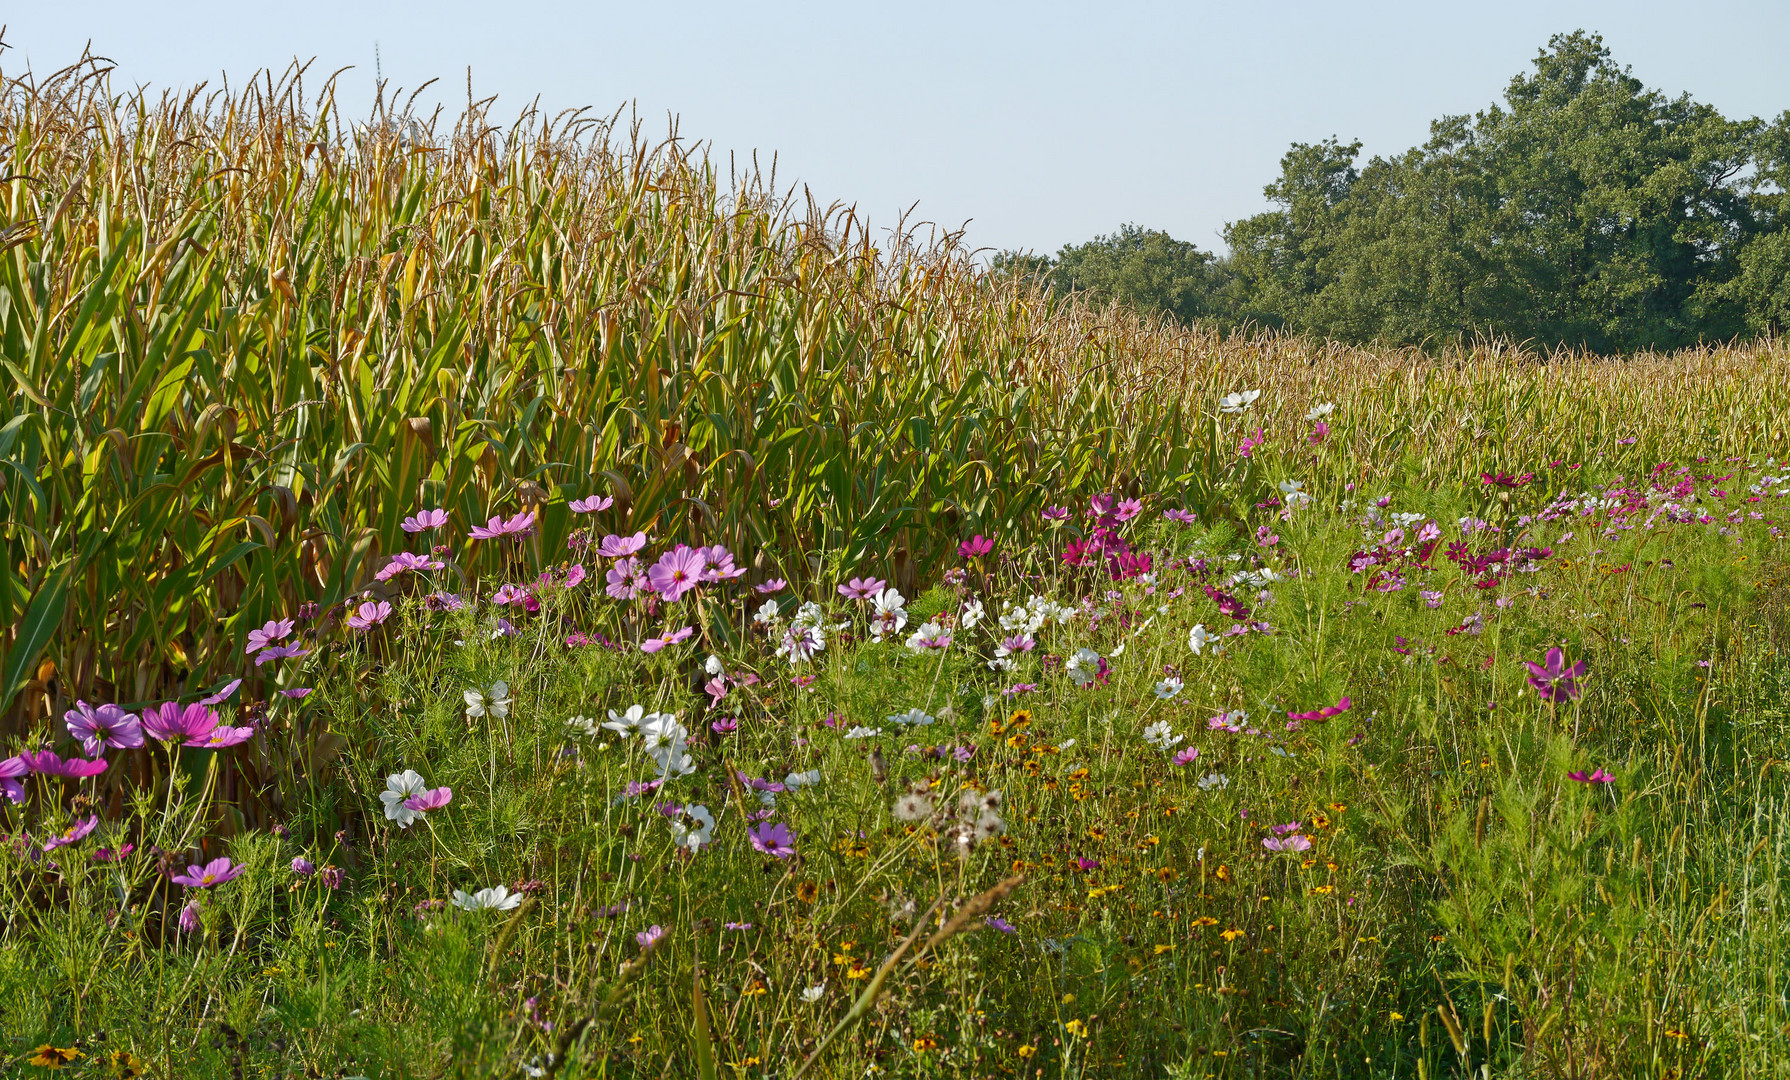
[913,1036,937,1050]
[1064,1019,1088,1038]
[1220,928,1245,941]
[795,881,819,904]
[105,1050,149,1079]
[27,1046,83,1068]
[1192,916,1219,927]
[1017,1045,1037,1058]
[1390,1012,1405,1021]
[1061,992,1076,1004]
[1153,943,1175,954]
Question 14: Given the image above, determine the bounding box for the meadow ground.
[2,61,1790,1079]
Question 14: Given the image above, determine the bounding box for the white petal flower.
[1187,624,1210,655]
[1219,389,1262,414]
[380,770,428,828]
[1154,677,1184,699]
[603,704,646,736]
[452,884,523,911]
[1305,402,1335,421]
[801,984,826,1003]
[565,715,598,738]
[844,725,883,740]
[887,708,935,727]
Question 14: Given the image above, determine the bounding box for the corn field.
[2,53,1787,730]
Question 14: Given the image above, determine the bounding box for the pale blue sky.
[8,2,1787,256]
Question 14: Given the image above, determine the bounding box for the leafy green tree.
[994,225,1226,326]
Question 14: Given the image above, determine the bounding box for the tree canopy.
[1003,32,1789,353]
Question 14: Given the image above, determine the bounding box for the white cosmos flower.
[784,769,821,789]
[670,804,716,852]
[464,681,511,719]
[704,654,725,676]
[887,708,935,727]
[452,884,524,911]
[1197,772,1230,791]
[565,715,598,738]
[380,770,429,827]
[1187,624,1210,655]
[752,599,781,626]
[961,599,985,629]
[1219,389,1262,414]
[603,704,648,736]
[801,984,826,1003]
[1305,401,1335,421]
[1065,648,1102,687]
[1154,677,1184,699]
[844,725,883,739]
[1142,720,1184,750]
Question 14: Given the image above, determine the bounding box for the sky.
[7,2,1788,257]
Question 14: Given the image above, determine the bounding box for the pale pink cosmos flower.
[1164,508,1198,524]
[255,642,312,667]
[188,724,256,750]
[39,814,100,851]
[597,531,649,559]
[699,545,745,582]
[143,702,219,743]
[605,557,646,599]
[569,495,614,513]
[172,856,245,888]
[1115,498,1143,522]
[376,551,444,581]
[403,786,454,813]
[469,511,535,540]
[563,564,587,588]
[491,583,530,606]
[838,576,887,601]
[755,579,788,594]
[401,508,449,533]
[1262,834,1311,853]
[64,701,144,756]
[245,618,296,654]
[345,600,393,631]
[199,679,242,706]
[641,626,694,653]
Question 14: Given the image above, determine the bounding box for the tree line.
[997,32,1789,353]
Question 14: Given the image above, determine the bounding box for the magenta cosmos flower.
[142,702,220,744]
[403,786,454,813]
[40,814,99,852]
[958,535,993,559]
[1286,696,1352,722]
[754,578,787,594]
[199,679,242,706]
[0,756,27,802]
[748,821,796,859]
[1526,647,1587,702]
[648,546,705,602]
[253,642,311,668]
[245,618,295,654]
[172,856,246,889]
[375,551,443,581]
[1115,498,1143,522]
[569,494,614,513]
[1163,508,1198,524]
[641,626,695,653]
[21,750,109,778]
[1567,767,1616,784]
[401,507,450,532]
[64,701,144,756]
[188,723,256,750]
[838,576,887,601]
[1041,506,1070,523]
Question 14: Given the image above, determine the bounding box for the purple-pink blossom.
[569,495,614,513]
[838,576,887,601]
[1041,506,1070,523]
[958,535,994,559]
[142,702,220,744]
[749,821,795,859]
[345,600,393,631]
[291,857,316,876]
[1286,696,1352,722]
[636,924,666,949]
[754,579,787,594]
[21,750,109,778]
[0,756,27,802]
[1164,508,1198,524]
[698,545,745,582]
[245,618,296,654]
[1526,647,1587,702]
[64,701,144,756]
[605,557,646,599]
[39,814,99,851]
[641,626,695,653]
[188,724,256,750]
[403,786,454,813]
[376,551,444,581]
[468,511,535,541]
[597,531,649,559]
[172,856,245,889]
[198,679,242,706]
[1261,834,1311,853]
[1567,767,1616,784]
[401,508,449,533]
[647,546,705,602]
[1115,498,1143,522]
[1171,746,1201,766]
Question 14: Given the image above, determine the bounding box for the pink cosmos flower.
[1115,498,1143,522]
[64,701,144,756]
[704,676,729,703]
[172,856,245,888]
[375,551,444,581]
[245,618,296,654]
[640,626,694,653]
[1567,767,1616,784]
[838,576,887,601]
[1164,508,1198,524]
[1238,428,1265,458]
[346,600,393,631]
[1286,696,1352,722]
[0,756,27,802]
[597,531,649,559]
[292,857,316,875]
[710,717,738,734]
[403,786,454,813]
[188,724,256,750]
[178,903,202,934]
[199,679,242,706]
[958,535,993,559]
[1256,525,1280,548]
[636,924,666,949]
[755,579,787,594]
[1041,506,1070,523]
[278,688,314,700]
[569,495,614,513]
[1416,520,1442,543]
[425,592,465,612]
[605,556,645,599]
[699,545,746,582]
[1262,834,1312,853]
[1308,421,1329,445]
[491,583,530,606]
[1171,747,1201,766]
[1526,647,1587,702]
[401,508,450,533]
[143,702,220,744]
[40,815,99,852]
[469,511,535,540]
[749,821,795,859]
[21,750,109,778]
[563,564,588,588]
[647,546,705,602]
